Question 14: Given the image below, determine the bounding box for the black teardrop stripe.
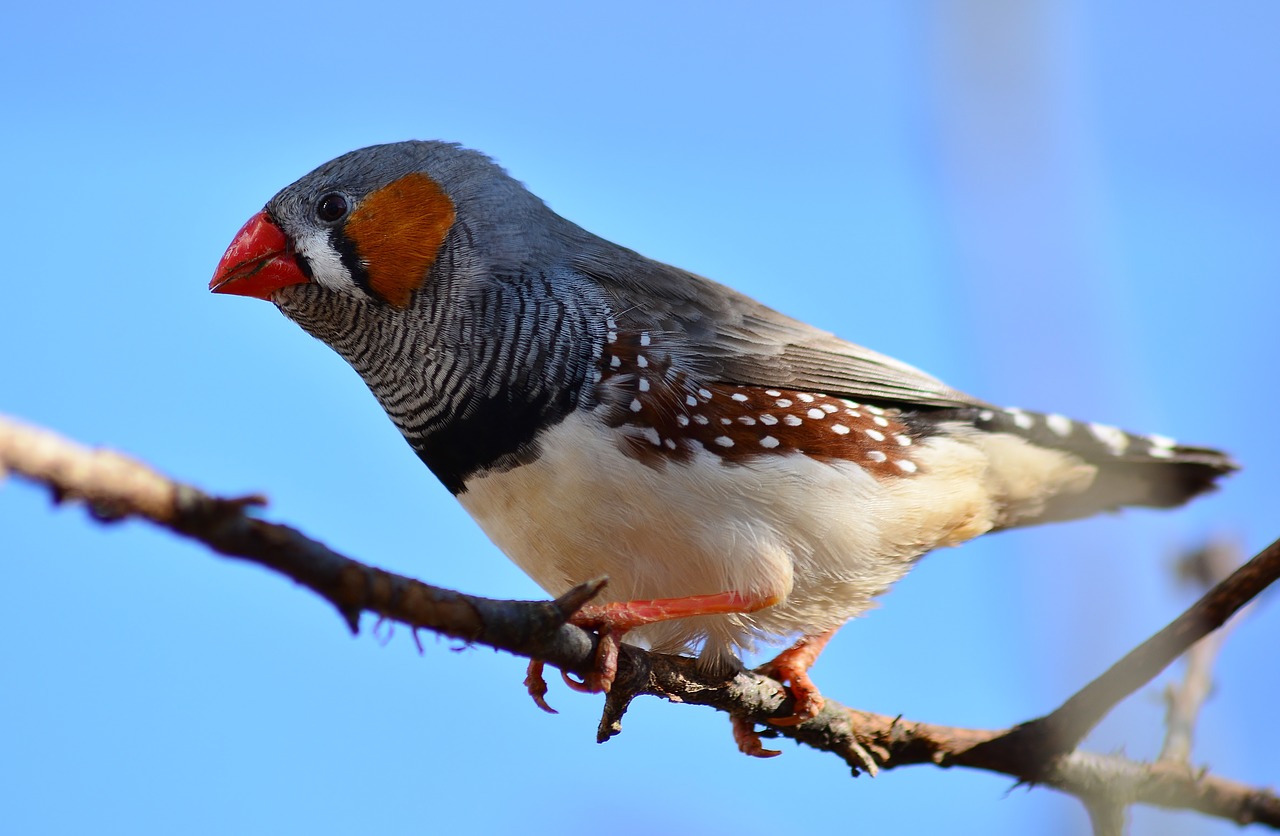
[330,226,373,297]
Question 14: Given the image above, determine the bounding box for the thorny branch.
[2,413,1277,830]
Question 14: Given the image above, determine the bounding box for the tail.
[917,405,1238,527]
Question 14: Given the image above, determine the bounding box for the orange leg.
[731,628,841,758]
[571,591,781,634]
[760,628,838,725]
[525,590,780,708]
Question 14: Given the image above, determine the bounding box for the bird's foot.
[758,629,837,725]
[525,590,780,710]
[729,629,839,757]
[564,591,780,693]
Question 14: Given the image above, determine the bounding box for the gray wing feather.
[571,242,984,409]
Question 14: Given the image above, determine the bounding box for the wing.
[571,242,985,410]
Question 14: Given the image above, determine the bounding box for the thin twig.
[1082,796,1127,836]
[1159,539,1251,764]
[965,535,1280,771]
[1045,537,1278,749]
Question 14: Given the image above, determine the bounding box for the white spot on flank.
[895,434,912,446]
[766,390,782,397]
[610,355,622,368]
[864,405,885,416]
[807,408,825,420]
[607,331,617,343]
[1089,423,1129,454]
[820,403,837,414]
[865,429,886,442]
[699,388,713,399]
[638,378,650,392]
[1046,414,1073,437]
[664,438,677,450]
[640,332,651,346]
[1005,408,1035,430]
[732,392,749,402]
[760,435,780,449]
[606,316,617,330]
[591,370,602,382]
[636,354,649,368]
[676,415,689,426]
[642,427,661,446]
[693,414,709,425]
[783,415,803,426]
[1039,414,1070,437]
[797,393,815,403]
[872,416,889,427]
[738,416,757,426]
[714,436,735,448]
[832,424,850,435]
[629,398,643,412]
[759,414,778,426]
[686,395,698,407]
[721,418,733,425]
[895,459,918,473]
[867,450,887,463]
[776,398,793,408]
[846,409,861,418]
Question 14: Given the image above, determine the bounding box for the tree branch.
[2,413,1277,829]
[956,534,1280,789]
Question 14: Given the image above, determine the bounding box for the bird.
[210,140,1236,756]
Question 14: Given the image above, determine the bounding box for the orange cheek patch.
[344,172,456,308]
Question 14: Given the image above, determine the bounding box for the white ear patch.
[294,228,358,292]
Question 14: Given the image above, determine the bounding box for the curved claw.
[558,669,593,693]
[731,715,782,758]
[524,659,558,714]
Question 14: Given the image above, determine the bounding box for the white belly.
[457,409,1038,665]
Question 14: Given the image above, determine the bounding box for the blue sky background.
[3,3,1277,834]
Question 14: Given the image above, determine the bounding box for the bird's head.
[210,141,563,310]
[208,142,615,492]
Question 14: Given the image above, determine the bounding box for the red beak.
[209,211,310,299]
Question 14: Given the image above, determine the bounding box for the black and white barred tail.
[914,404,1238,526]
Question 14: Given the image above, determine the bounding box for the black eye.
[316,193,349,223]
